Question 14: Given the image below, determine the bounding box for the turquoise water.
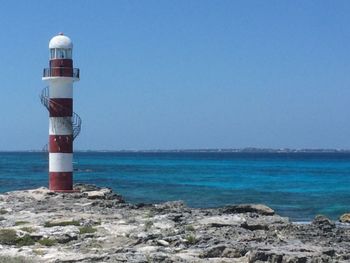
[0,152,349,221]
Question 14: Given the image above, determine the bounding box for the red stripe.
[49,135,73,153]
[49,172,73,191]
[48,68,74,77]
[49,99,72,117]
[50,59,73,68]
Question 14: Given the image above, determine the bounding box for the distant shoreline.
[2,148,350,153]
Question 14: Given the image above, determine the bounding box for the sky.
[0,0,349,150]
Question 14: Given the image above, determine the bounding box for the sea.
[0,151,349,222]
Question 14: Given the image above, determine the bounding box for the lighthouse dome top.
[49,33,73,49]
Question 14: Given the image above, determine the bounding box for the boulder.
[222,204,275,216]
[81,187,124,202]
[86,189,110,199]
[157,239,170,246]
[339,213,350,223]
[312,215,335,232]
[154,201,186,212]
[198,214,246,227]
[36,225,80,244]
[200,245,226,258]
[242,215,289,231]
[74,183,101,192]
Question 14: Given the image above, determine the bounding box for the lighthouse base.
[49,172,73,191]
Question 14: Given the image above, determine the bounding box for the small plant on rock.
[14,221,30,226]
[145,210,154,218]
[44,220,80,227]
[146,254,152,263]
[79,226,97,234]
[144,220,153,231]
[0,229,35,247]
[128,218,137,224]
[186,234,197,245]
[16,234,35,246]
[185,225,195,232]
[38,238,57,247]
[0,209,8,215]
[0,229,17,245]
[20,227,35,233]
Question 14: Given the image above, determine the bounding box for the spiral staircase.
[40,87,81,151]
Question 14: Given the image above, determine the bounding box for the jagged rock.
[167,213,183,222]
[222,247,246,258]
[73,183,101,192]
[47,253,108,262]
[86,189,111,199]
[222,204,275,216]
[312,215,335,232]
[200,245,226,258]
[0,184,349,263]
[339,213,350,223]
[281,255,308,263]
[157,239,170,246]
[74,184,124,202]
[242,215,289,231]
[246,250,270,262]
[241,221,268,231]
[322,248,335,256]
[37,225,80,244]
[154,201,186,212]
[198,214,246,227]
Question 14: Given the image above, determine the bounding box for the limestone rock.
[154,201,186,212]
[73,183,101,192]
[222,204,275,215]
[86,189,111,199]
[312,215,335,232]
[198,214,246,227]
[36,225,80,244]
[157,239,170,246]
[242,215,289,231]
[339,213,350,223]
[0,184,349,263]
[74,183,124,202]
[200,245,226,258]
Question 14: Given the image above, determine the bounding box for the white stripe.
[49,117,72,135]
[49,153,73,172]
[43,76,79,82]
[48,80,73,98]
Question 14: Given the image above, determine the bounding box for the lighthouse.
[41,33,81,191]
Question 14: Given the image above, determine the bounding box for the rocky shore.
[0,184,349,263]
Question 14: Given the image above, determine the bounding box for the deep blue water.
[0,152,349,221]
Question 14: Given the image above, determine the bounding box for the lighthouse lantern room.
[41,33,81,192]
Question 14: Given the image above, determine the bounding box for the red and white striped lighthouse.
[41,33,81,191]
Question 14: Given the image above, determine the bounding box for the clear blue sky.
[0,1,349,150]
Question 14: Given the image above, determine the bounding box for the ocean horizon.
[1,151,349,222]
